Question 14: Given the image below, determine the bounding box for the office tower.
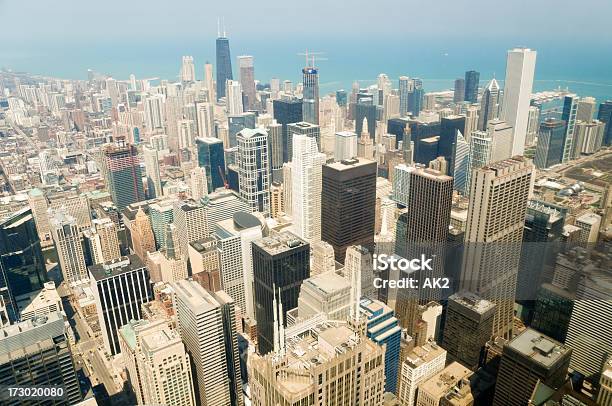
[47,193,92,232]
[355,91,378,139]
[439,115,467,176]
[196,137,226,192]
[50,210,87,283]
[173,280,242,406]
[442,292,496,370]
[408,78,424,116]
[501,48,537,155]
[213,212,262,320]
[195,101,215,138]
[464,70,480,103]
[237,128,270,216]
[180,55,196,82]
[560,94,578,163]
[201,189,250,234]
[252,231,309,354]
[391,163,416,207]
[216,32,233,101]
[144,94,165,131]
[478,78,500,130]
[267,122,283,182]
[272,98,303,162]
[248,321,386,405]
[454,132,470,194]
[130,207,156,261]
[149,198,175,250]
[361,297,402,393]
[27,188,52,245]
[345,245,376,299]
[468,119,514,173]
[384,93,401,121]
[464,105,479,139]
[119,319,196,406]
[576,96,596,122]
[226,79,244,115]
[104,143,145,210]
[0,312,82,405]
[534,118,566,169]
[189,238,222,292]
[461,157,533,339]
[238,55,256,110]
[575,212,601,244]
[228,112,257,147]
[416,362,472,406]
[173,199,207,260]
[204,62,215,102]
[492,329,571,405]
[526,105,540,146]
[311,240,336,275]
[294,270,351,321]
[573,120,605,156]
[321,158,377,263]
[270,182,283,218]
[89,255,153,355]
[453,78,465,103]
[397,342,447,406]
[86,217,121,264]
[302,62,319,124]
[0,208,47,321]
[399,76,411,116]
[598,100,612,145]
[190,166,208,202]
[290,126,325,242]
[143,145,162,198]
[282,163,293,216]
[177,118,196,150]
[270,77,280,99]
[334,131,358,161]
[336,89,348,107]
[598,359,612,406]
[288,121,321,154]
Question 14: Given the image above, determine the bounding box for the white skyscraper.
[50,210,87,283]
[237,128,270,216]
[291,131,326,242]
[204,62,215,102]
[189,166,208,202]
[144,94,165,131]
[143,145,162,198]
[334,131,358,161]
[177,119,196,150]
[501,48,537,156]
[180,55,196,82]
[238,55,256,111]
[226,80,244,115]
[195,101,215,138]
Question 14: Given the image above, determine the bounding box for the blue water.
[4,37,612,102]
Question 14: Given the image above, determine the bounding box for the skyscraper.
[252,231,309,354]
[215,32,233,101]
[408,78,424,116]
[461,157,533,339]
[237,128,270,216]
[534,118,567,169]
[226,79,244,115]
[334,131,358,161]
[85,217,121,265]
[492,329,571,406]
[321,158,377,263]
[104,143,145,210]
[266,121,283,182]
[438,115,467,177]
[238,55,256,110]
[0,208,47,321]
[50,210,88,283]
[180,55,196,83]
[195,101,215,138]
[453,78,465,103]
[143,145,162,198]
[196,137,226,193]
[478,78,500,130]
[397,342,447,406]
[173,280,242,406]
[399,76,412,117]
[464,70,480,103]
[501,48,537,156]
[173,199,208,260]
[290,126,326,242]
[89,255,153,355]
[204,62,215,102]
[302,62,319,125]
[561,94,578,162]
[596,100,612,146]
[272,98,303,162]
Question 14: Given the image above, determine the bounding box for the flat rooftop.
[89,255,146,281]
[253,231,307,255]
[507,328,570,368]
[449,291,496,315]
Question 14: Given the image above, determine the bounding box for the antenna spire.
[217,17,220,38]
[222,17,227,38]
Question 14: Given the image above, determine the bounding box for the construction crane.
[218,166,229,189]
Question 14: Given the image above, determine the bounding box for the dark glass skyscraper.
[335,89,348,107]
[103,143,145,211]
[272,98,303,162]
[408,78,424,116]
[252,232,309,355]
[438,115,466,176]
[216,36,233,101]
[597,100,612,146]
[355,91,377,138]
[321,158,377,263]
[302,65,319,125]
[534,118,567,169]
[464,70,480,103]
[0,208,47,321]
[196,137,227,193]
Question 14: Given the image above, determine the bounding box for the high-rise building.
[119,319,196,406]
[597,100,612,146]
[173,280,242,406]
[195,101,215,138]
[399,76,412,117]
[216,33,233,101]
[196,137,226,193]
[478,78,500,130]
[85,217,121,265]
[50,210,88,283]
[416,362,473,406]
[468,119,514,175]
[492,329,571,406]
[149,198,175,250]
[408,78,424,116]
[204,62,215,102]
[526,105,540,146]
[237,128,270,216]
[461,157,533,339]
[248,321,386,405]
[190,166,208,202]
[355,91,378,139]
[0,208,47,322]
[226,79,244,115]
[173,199,207,260]
[104,143,145,210]
[334,131,358,161]
[438,115,467,177]
[290,126,325,242]
[576,96,597,122]
[442,292,496,370]
[361,297,402,393]
[501,48,537,156]
[288,121,321,155]
[534,118,567,169]
[391,163,416,207]
[294,270,351,321]
[252,231,309,354]
[310,240,336,276]
[397,342,447,406]
[27,188,52,245]
[143,145,162,198]
[228,112,257,147]
[272,98,303,162]
[130,207,156,261]
[598,359,612,406]
[302,63,319,124]
[453,78,465,103]
[345,245,376,299]
[238,55,256,110]
[321,158,377,263]
[0,312,82,405]
[464,70,480,103]
[561,94,578,162]
[180,55,196,82]
[266,122,283,182]
[89,255,153,355]
[573,120,605,156]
